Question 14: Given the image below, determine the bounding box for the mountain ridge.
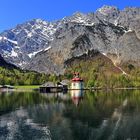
[0,54,17,69]
[0,6,140,74]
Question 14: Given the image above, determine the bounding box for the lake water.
[0,90,140,140]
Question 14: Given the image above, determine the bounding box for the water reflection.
[70,90,83,106]
[0,90,140,139]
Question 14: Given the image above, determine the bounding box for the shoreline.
[0,86,140,93]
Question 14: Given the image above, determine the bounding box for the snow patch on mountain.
[102,52,127,75]
[0,19,62,67]
[27,32,32,38]
[28,46,51,58]
[0,36,18,45]
[0,5,140,73]
[44,46,51,51]
[63,12,95,26]
[18,61,26,67]
[97,5,118,16]
[125,29,133,33]
[28,50,41,58]
[11,49,18,57]
[7,38,18,45]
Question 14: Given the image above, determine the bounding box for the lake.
[0,90,140,140]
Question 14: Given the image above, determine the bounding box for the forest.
[1,59,140,88]
[64,58,140,88]
[0,67,49,85]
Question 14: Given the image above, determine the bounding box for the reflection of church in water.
[70,90,83,106]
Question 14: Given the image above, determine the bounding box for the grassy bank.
[15,85,40,89]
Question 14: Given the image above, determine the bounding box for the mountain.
[0,54,17,68]
[0,54,49,85]
[0,19,62,67]
[0,6,140,75]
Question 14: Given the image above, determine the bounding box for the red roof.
[72,77,83,81]
[71,72,83,81]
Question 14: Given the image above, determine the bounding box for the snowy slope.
[0,19,62,67]
[0,5,140,72]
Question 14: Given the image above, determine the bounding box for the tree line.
[0,67,59,85]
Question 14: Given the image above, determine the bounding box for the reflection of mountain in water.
[0,90,140,139]
[0,92,72,140]
[64,90,140,140]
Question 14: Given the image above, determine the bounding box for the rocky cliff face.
[0,54,17,68]
[0,19,62,67]
[0,6,140,74]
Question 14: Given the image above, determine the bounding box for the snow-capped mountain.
[0,19,62,67]
[0,6,140,74]
[0,14,95,68]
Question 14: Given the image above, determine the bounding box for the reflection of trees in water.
[0,90,140,139]
[63,90,140,140]
[0,95,73,140]
[0,92,53,115]
[27,103,73,140]
[0,91,71,116]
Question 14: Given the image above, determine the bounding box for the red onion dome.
[72,77,83,82]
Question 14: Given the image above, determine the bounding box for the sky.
[0,0,140,32]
